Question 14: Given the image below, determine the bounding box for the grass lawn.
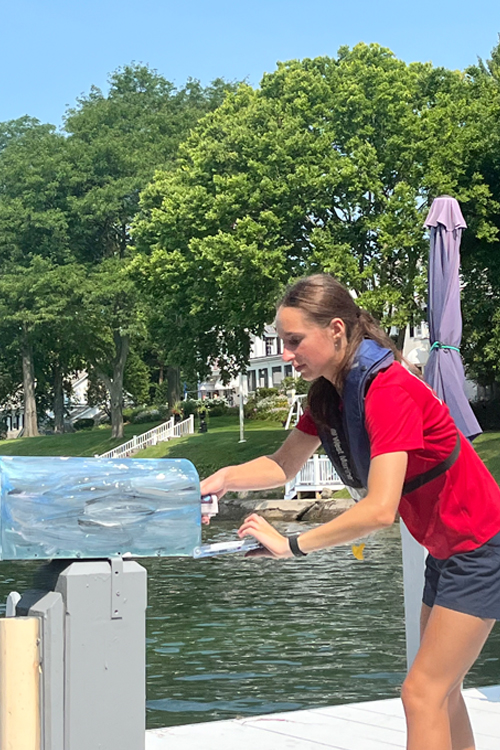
[138,415,286,478]
[0,422,163,457]
[472,432,500,484]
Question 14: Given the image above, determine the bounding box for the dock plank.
[146,685,500,750]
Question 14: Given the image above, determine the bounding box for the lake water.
[1,522,499,729]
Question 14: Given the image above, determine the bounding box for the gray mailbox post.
[1,455,200,750]
[16,559,147,750]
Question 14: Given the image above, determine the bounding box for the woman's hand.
[200,468,230,500]
[237,513,292,558]
[200,469,230,525]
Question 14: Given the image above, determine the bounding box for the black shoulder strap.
[402,433,461,496]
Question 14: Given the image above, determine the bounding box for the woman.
[200,274,500,750]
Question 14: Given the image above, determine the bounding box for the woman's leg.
[401,604,494,750]
[420,605,475,749]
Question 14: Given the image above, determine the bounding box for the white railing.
[284,454,344,500]
[98,414,195,459]
[284,393,307,430]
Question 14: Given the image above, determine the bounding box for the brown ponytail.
[278,274,402,427]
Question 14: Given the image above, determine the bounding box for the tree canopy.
[132,44,474,378]
[0,65,238,436]
[2,42,500,438]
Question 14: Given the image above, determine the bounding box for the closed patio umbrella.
[423,195,481,441]
[402,196,482,670]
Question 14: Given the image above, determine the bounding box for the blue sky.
[1,0,499,127]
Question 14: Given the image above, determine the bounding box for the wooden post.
[0,617,40,750]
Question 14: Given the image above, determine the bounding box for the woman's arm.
[237,451,408,557]
[199,428,321,498]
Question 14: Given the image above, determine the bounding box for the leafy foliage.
[4,40,500,441]
[0,65,237,437]
[132,44,462,378]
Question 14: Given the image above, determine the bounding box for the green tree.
[133,44,461,379]
[64,64,237,436]
[444,40,500,388]
[74,258,142,438]
[0,259,86,436]
[0,120,75,435]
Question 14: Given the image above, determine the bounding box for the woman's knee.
[401,671,450,716]
[401,674,426,715]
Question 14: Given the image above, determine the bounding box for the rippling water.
[0,523,499,729]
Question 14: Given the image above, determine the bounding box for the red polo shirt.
[296,363,500,558]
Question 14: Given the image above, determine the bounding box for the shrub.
[206,402,228,417]
[280,376,310,395]
[124,404,169,424]
[73,418,95,431]
[245,392,289,421]
[158,404,170,420]
[131,408,162,424]
[254,387,278,399]
[250,408,289,423]
[181,398,200,417]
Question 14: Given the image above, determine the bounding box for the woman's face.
[276,306,347,383]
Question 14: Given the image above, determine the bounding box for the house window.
[265,337,273,356]
[276,338,282,355]
[258,369,269,388]
[248,370,256,392]
[284,365,293,377]
[272,366,283,386]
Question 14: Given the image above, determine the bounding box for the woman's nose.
[282,347,294,362]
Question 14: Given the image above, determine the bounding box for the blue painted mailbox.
[0,455,201,560]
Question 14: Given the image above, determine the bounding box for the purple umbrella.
[423,195,481,441]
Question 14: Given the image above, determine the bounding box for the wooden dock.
[146,684,500,750]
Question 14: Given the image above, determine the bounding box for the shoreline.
[217,494,355,522]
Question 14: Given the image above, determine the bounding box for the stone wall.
[217,495,355,522]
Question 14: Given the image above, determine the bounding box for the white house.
[197,325,298,403]
[402,321,431,369]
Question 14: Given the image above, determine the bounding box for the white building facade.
[197,325,298,403]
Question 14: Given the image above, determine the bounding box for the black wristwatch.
[288,534,307,557]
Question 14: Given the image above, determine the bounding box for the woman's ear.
[328,317,346,338]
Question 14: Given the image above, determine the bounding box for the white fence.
[284,454,345,500]
[98,414,195,459]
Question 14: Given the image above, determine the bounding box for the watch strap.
[288,534,307,557]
